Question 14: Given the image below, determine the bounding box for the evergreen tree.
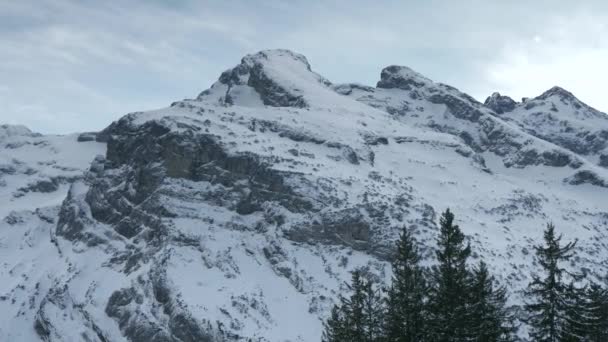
[384,227,427,342]
[362,274,385,341]
[322,305,349,342]
[322,270,384,342]
[584,282,608,342]
[427,209,472,342]
[468,260,517,341]
[524,223,578,342]
[349,270,368,342]
[561,282,590,342]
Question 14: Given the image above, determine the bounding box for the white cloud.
[481,9,608,108]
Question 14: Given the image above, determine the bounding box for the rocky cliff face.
[1,50,608,341]
[484,92,517,114]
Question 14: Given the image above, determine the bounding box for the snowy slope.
[0,126,105,341]
[1,50,608,341]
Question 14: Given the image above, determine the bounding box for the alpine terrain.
[1,49,607,341]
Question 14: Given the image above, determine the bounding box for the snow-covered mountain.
[1,49,607,341]
[484,88,608,167]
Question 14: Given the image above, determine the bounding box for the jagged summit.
[523,85,606,120]
[531,85,603,116]
[490,84,608,159]
[484,92,517,114]
[197,49,340,108]
[376,65,432,90]
[250,49,312,68]
[217,49,317,87]
[536,85,577,101]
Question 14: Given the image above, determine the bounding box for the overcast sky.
[2,0,608,134]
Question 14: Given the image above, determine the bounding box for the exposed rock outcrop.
[484,92,517,114]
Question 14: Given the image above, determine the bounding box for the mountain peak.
[214,49,317,89]
[513,85,608,122]
[536,86,577,101]
[198,49,333,108]
[484,92,517,114]
[241,49,312,71]
[376,65,432,90]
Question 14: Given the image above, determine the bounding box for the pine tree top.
[435,208,471,265]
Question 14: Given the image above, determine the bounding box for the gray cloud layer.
[2,0,608,133]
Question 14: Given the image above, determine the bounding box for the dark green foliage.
[584,282,608,342]
[427,209,472,342]
[525,223,578,342]
[468,261,517,342]
[362,274,385,341]
[322,305,349,342]
[322,270,384,342]
[561,282,590,342]
[322,211,608,342]
[384,227,427,342]
[561,281,608,342]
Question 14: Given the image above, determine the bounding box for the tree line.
[322,209,608,342]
